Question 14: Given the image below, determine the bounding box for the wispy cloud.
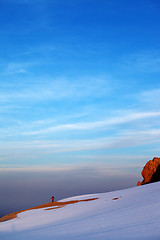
[4,62,28,75]
[139,88,160,107]
[0,163,140,179]
[0,59,41,76]
[120,51,160,73]
[0,76,111,103]
[22,111,160,135]
[0,127,160,158]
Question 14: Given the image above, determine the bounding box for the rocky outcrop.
[137,157,160,186]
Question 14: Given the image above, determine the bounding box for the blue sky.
[1,0,160,175]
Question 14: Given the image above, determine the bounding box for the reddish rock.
[137,157,160,186]
[137,181,141,186]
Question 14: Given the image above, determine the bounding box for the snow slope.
[0,182,160,240]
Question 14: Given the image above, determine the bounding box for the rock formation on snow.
[137,157,160,186]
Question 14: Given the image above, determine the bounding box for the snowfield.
[0,182,160,240]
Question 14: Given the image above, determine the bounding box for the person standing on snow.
[51,196,55,202]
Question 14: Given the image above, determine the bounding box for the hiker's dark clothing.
[51,196,55,202]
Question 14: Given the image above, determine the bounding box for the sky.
[1,0,160,215]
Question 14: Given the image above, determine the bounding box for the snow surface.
[0,182,160,240]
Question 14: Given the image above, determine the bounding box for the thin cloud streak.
[0,163,140,177]
[1,128,160,159]
[22,111,160,135]
[0,110,159,138]
[121,51,160,73]
[139,88,160,106]
[0,76,110,103]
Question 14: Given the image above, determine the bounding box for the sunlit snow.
[0,182,160,240]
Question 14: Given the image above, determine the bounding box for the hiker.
[51,196,55,202]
